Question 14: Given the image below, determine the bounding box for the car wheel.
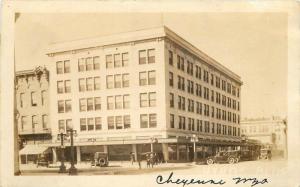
[99,158,106,167]
[206,158,214,165]
[228,157,235,164]
[234,158,239,163]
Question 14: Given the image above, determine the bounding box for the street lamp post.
[57,129,67,173]
[67,129,77,175]
[191,135,198,163]
[150,137,158,152]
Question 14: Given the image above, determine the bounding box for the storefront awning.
[19,145,50,155]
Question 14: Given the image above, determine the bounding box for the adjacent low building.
[240,117,287,158]
[43,26,242,163]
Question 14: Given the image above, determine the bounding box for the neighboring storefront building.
[240,117,287,158]
[46,26,242,163]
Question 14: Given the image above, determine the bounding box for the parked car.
[36,154,50,168]
[91,152,109,167]
[206,150,240,165]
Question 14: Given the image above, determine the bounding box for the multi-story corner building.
[15,67,51,163]
[241,117,287,158]
[46,26,242,162]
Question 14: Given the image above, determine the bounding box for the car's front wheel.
[206,158,214,165]
[228,157,235,164]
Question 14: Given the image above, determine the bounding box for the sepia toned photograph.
[1,1,300,187]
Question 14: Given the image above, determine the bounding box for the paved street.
[19,158,288,176]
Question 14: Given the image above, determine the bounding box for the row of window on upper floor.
[20,114,48,131]
[169,50,240,98]
[170,114,240,136]
[19,91,47,108]
[55,49,156,74]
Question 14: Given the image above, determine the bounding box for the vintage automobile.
[91,152,109,167]
[206,150,240,165]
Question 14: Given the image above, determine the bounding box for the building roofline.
[46,25,242,84]
[15,66,48,77]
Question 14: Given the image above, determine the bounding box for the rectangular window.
[123,95,130,109]
[149,92,156,107]
[122,74,129,87]
[42,115,47,129]
[64,60,70,73]
[107,116,114,130]
[94,97,101,110]
[115,95,123,109]
[170,93,174,108]
[114,54,121,68]
[66,119,72,131]
[31,92,37,106]
[124,115,131,129]
[78,58,85,72]
[79,98,86,112]
[149,114,157,128]
[87,118,94,131]
[116,116,123,129]
[95,117,102,130]
[57,81,64,94]
[86,57,93,71]
[20,93,25,108]
[148,71,156,85]
[140,114,148,128]
[170,114,174,128]
[106,75,114,89]
[107,96,114,110]
[58,100,65,113]
[169,72,173,87]
[65,100,72,112]
[58,120,65,132]
[87,98,94,111]
[94,76,100,90]
[169,51,173,65]
[80,118,86,131]
[122,53,129,67]
[56,61,63,74]
[93,56,100,70]
[139,72,147,86]
[86,77,93,91]
[106,55,113,68]
[140,93,148,107]
[62,80,70,94]
[139,50,147,64]
[114,74,122,88]
[21,116,26,130]
[148,49,155,63]
[79,78,86,92]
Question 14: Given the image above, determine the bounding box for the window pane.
[32,115,37,129]
[140,93,148,107]
[86,77,93,91]
[64,60,70,73]
[106,75,114,89]
[95,117,102,130]
[115,95,122,109]
[79,78,86,92]
[124,115,130,129]
[66,119,72,130]
[114,74,122,88]
[78,58,85,72]
[94,77,100,90]
[148,49,155,63]
[148,71,156,85]
[65,80,71,93]
[94,97,101,110]
[116,116,123,129]
[93,56,100,70]
[114,54,121,68]
[65,100,72,112]
[56,61,63,74]
[79,98,86,112]
[107,116,114,130]
[139,72,147,86]
[107,96,114,110]
[123,95,130,109]
[86,57,93,71]
[58,100,64,113]
[80,118,87,131]
[87,98,94,111]
[149,92,156,107]
[87,118,94,131]
[149,114,157,128]
[140,114,148,128]
[57,81,64,94]
[122,53,129,67]
[122,74,129,87]
[58,120,65,132]
[139,50,147,64]
[106,55,113,68]
[31,92,37,106]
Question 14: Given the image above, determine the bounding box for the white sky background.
[14,13,287,119]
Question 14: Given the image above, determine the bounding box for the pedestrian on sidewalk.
[137,153,142,169]
[130,152,135,165]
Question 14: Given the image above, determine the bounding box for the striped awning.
[19,145,49,155]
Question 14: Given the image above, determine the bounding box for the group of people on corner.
[130,152,163,169]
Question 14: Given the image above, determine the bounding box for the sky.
[14,13,287,119]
